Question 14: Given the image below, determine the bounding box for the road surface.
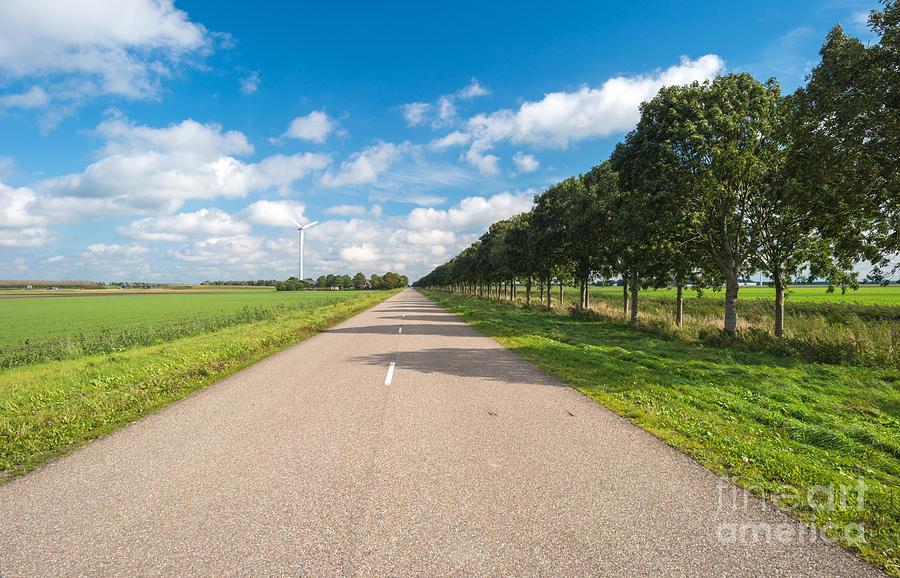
[0,289,880,575]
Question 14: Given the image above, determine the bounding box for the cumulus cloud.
[239,70,260,95]
[0,0,211,101]
[399,78,491,128]
[0,86,50,109]
[171,235,265,265]
[429,131,471,150]
[1,181,46,227]
[0,227,60,247]
[401,102,430,127]
[37,118,329,216]
[464,55,723,153]
[239,199,306,227]
[406,190,534,232]
[464,146,500,176]
[321,141,404,187]
[339,243,380,264]
[281,111,338,143]
[117,208,251,242]
[324,204,368,217]
[456,78,490,99]
[82,243,148,259]
[512,151,539,173]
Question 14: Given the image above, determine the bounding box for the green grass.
[0,290,373,367]
[423,289,900,576]
[521,284,900,366]
[586,284,900,305]
[0,290,397,481]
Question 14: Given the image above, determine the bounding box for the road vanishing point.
[0,289,880,576]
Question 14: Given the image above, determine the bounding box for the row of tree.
[415,5,898,338]
[276,271,409,291]
[200,280,278,286]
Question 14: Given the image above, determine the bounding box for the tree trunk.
[629,271,638,324]
[546,276,552,309]
[676,283,684,328]
[559,283,563,306]
[526,276,532,305]
[724,276,739,336]
[622,278,629,318]
[578,278,585,311]
[774,275,785,338]
[539,281,543,302]
[584,277,590,309]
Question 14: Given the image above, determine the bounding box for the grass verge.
[422,290,900,576]
[0,290,398,481]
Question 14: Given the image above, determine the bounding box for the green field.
[584,284,900,305]
[423,290,900,575]
[501,283,900,367]
[0,290,370,367]
[0,290,397,481]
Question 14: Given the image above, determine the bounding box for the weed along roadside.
[0,290,399,482]
[421,290,900,576]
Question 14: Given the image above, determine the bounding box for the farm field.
[585,284,900,305]
[422,290,900,575]
[0,290,372,367]
[0,290,397,480]
[494,283,900,367]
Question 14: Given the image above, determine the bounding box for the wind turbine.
[287,215,318,281]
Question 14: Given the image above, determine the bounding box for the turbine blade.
[303,221,319,229]
[286,213,301,227]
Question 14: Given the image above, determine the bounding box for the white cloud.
[324,204,367,217]
[97,117,253,157]
[399,78,490,128]
[37,118,329,216]
[339,243,380,264]
[512,151,539,173]
[0,181,46,227]
[239,199,306,227]
[82,243,149,259]
[429,131,471,150]
[281,111,337,143]
[465,55,724,152]
[0,86,50,109]
[437,95,456,122]
[464,146,500,176]
[239,70,260,95]
[0,227,60,247]
[321,141,404,187]
[456,78,490,99]
[171,235,265,265]
[401,102,430,127]
[406,190,534,232]
[117,208,251,242]
[0,0,211,101]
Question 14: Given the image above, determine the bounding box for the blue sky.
[0,0,880,282]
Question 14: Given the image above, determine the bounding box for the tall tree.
[623,74,781,335]
[792,3,899,278]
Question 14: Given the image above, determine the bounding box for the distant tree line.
[276,271,409,291]
[0,280,106,289]
[416,4,898,338]
[200,280,278,286]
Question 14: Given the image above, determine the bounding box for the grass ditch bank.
[0,290,398,481]
[422,289,900,575]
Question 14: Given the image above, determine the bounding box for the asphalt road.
[0,289,880,576]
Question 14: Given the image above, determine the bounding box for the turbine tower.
[287,215,318,281]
